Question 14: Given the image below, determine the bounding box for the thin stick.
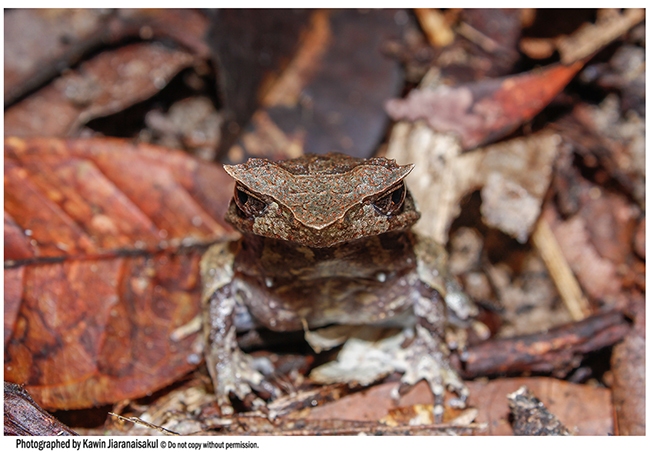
[532,218,591,321]
[109,412,180,436]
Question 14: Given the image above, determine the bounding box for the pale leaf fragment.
[309,328,408,386]
[386,123,559,244]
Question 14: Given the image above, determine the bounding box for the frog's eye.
[372,182,406,216]
[234,184,267,218]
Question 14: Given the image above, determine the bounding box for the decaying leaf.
[471,377,612,435]
[4,137,235,409]
[308,327,407,387]
[4,43,195,137]
[4,137,234,263]
[611,296,645,436]
[207,9,310,157]
[4,9,112,106]
[4,9,210,106]
[542,206,623,305]
[385,62,583,151]
[5,251,206,410]
[386,125,559,244]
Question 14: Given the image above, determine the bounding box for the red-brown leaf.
[4,43,195,137]
[4,137,234,264]
[385,62,584,150]
[305,377,613,435]
[4,137,235,409]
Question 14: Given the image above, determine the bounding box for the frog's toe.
[216,393,235,416]
[215,378,266,415]
[445,375,469,409]
[249,377,283,401]
[395,367,468,422]
[395,329,469,421]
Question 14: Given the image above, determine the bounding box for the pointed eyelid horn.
[223,160,414,229]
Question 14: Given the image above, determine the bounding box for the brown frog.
[201,153,476,419]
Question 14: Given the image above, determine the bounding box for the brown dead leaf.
[4,137,234,263]
[542,204,623,305]
[114,9,211,59]
[207,9,310,157]
[386,128,558,244]
[4,9,112,106]
[611,296,645,435]
[4,137,235,409]
[5,43,195,137]
[4,9,210,106]
[471,377,612,435]
[385,62,583,151]
[304,377,611,435]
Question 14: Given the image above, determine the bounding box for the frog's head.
[223,153,420,248]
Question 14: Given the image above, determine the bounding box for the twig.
[414,9,454,48]
[109,412,180,436]
[532,218,590,321]
[456,22,500,53]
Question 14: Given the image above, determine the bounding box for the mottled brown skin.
[233,231,419,331]
[201,154,474,418]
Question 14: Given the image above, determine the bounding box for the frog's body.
[201,154,475,418]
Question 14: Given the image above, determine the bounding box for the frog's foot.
[393,325,469,422]
[203,270,283,416]
[210,349,281,416]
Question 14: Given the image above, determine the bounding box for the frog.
[200,153,477,420]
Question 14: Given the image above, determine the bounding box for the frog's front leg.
[201,242,274,415]
[398,234,474,421]
[396,284,469,422]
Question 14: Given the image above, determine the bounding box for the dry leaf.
[5,43,195,137]
[386,128,559,244]
[4,137,235,409]
[385,62,583,151]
